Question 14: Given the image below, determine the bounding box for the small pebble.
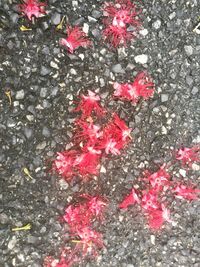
[134,54,148,64]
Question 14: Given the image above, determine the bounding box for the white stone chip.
[83,23,89,34]
[179,169,186,177]
[134,54,148,64]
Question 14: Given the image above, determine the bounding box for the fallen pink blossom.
[113,72,155,103]
[144,165,171,192]
[141,189,160,211]
[60,26,92,53]
[74,90,105,119]
[102,0,141,47]
[18,0,46,21]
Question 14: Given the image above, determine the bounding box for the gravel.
[0,0,200,267]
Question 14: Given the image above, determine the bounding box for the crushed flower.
[74,227,104,257]
[60,26,92,53]
[119,188,140,209]
[82,195,107,219]
[43,248,78,267]
[63,195,107,232]
[173,184,200,201]
[141,189,160,211]
[146,204,174,230]
[54,150,77,179]
[176,146,200,167]
[18,0,46,21]
[144,165,171,192]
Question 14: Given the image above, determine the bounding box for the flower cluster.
[119,165,174,230]
[119,150,200,230]
[18,0,46,21]
[102,0,141,47]
[54,90,132,181]
[44,195,107,267]
[113,71,155,103]
[59,26,92,54]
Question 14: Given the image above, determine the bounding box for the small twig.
[5,91,12,106]
[23,167,34,180]
[12,223,32,232]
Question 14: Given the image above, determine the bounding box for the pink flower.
[54,150,77,179]
[84,195,107,218]
[113,72,155,103]
[112,113,132,142]
[103,0,140,27]
[173,184,200,201]
[102,25,133,48]
[141,189,160,211]
[74,147,101,177]
[176,146,200,166]
[60,26,92,53]
[97,113,131,155]
[43,248,78,267]
[74,120,102,146]
[18,0,46,21]
[147,204,174,230]
[133,72,155,100]
[74,90,105,119]
[102,0,141,47]
[75,227,104,257]
[119,188,140,209]
[63,205,91,231]
[145,165,171,192]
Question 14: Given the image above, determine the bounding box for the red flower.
[176,146,200,166]
[18,0,46,21]
[74,90,105,119]
[113,72,155,103]
[173,184,200,201]
[119,188,140,209]
[60,26,92,53]
[147,209,164,230]
[63,195,106,232]
[113,82,135,101]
